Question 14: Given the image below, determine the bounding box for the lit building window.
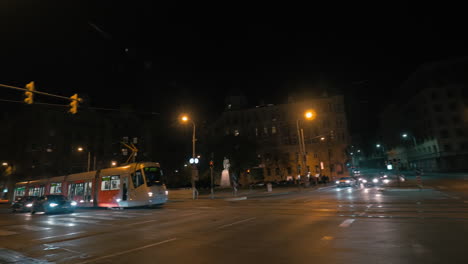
[272,126,277,134]
[264,127,268,135]
[234,129,240,136]
[255,128,258,137]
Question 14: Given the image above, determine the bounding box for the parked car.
[335,177,357,187]
[31,195,77,214]
[11,196,37,212]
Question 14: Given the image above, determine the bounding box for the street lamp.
[2,162,7,167]
[77,146,95,172]
[181,114,198,199]
[296,109,317,187]
[402,133,417,146]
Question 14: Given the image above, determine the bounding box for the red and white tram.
[13,162,168,208]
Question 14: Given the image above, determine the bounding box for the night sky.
[1,2,466,135]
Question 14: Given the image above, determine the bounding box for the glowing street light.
[304,110,316,120]
[111,161,117,166]
[77,147,83,152]
[2,162,8,166]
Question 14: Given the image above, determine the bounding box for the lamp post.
[296,110,316,187]
[402,133,417,147]
[77,147,95,172]
[181,115,198,200]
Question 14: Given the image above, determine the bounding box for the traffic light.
[209,160,214,168]
[24,81,35,104]
[69,94,80,114]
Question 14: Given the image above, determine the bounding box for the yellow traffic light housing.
[24,81,35,104]
[69,94,80,114]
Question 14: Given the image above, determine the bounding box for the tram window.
[101,176,111,190]
[50,183,62,194]
[144,167,163,186]
[15,187,25,197]
[131,170,144,188]
[110,175,120,190]
[75,183,84,196]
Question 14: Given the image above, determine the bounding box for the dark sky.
[1,2,466,128]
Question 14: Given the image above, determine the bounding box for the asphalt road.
[1,179,468,264]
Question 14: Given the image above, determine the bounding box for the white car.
[335,177,356,187]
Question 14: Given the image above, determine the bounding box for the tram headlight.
[71,201,77,206]
[165,190,169,195]
[148,192,153,197]
[373,178,379,183]
[26,203,33,207]
[49,203,58,207]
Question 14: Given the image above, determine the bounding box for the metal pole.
[210,165,214,199]
[93,155,96,171]
[296,120,303,186]
[192,122,197,200]
[300,128,308,186]
[87,152,91,172]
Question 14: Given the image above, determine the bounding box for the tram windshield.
[144,167,164,186]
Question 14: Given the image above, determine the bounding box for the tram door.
[122,177,128,201]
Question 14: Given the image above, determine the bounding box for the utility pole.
[210,153,214,199]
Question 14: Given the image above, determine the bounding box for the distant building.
[379,57,468,172]
[211,94,350,182]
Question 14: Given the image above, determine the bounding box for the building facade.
[211,94,351,183]
[379,58,468,172]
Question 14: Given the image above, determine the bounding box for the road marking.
[74,238,177,264]
[126,220,158,226]
[75,215,116,220]
[0,230,18,236]
[339,219,355,227]
[321,236,334,240]
[12,225,51,231]
[34,231,86,241]
[217,217,256,229]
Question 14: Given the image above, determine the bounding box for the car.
[335,177,357,187]
[30,195,77,214]
[11,196,37,212]
[360,175,388,187]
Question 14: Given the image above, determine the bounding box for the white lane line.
[217,217,257,229]
[0,230,18,236]
[74,238,177,264]
[339,219,355,228]
[125,220,158,226]
[55,218,101,224]
[12,225,51,231]
[34,231,86,241]
[75,215,116,220]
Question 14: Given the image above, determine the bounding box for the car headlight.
[362,180,367,183]
[373,179,378,183]
[335,181,339,184]
[26,203,33,207]
[49,203,58,207]
[345,180,350,183]
[383,179,390,184]
[71,201,77,206]
[165,190,169,195]
[148,192,153,197]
